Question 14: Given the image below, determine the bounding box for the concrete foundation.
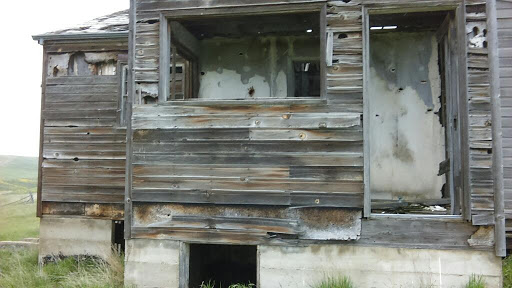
[123,239,502,288]
[258,245,503,288]
[39,217,112,261]
[124,239,181,288]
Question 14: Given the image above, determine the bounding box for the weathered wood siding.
[130,0,364,243]
[497,0,512,240]
[466,1,495,222]
[39,41,127,219]
[128,0,496,248]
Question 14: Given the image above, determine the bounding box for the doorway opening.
[367,10,462,215]
[189,244,257,287]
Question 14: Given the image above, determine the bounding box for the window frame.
[117,55,129,127]
[362,4,469,220]
[158,2,327,103]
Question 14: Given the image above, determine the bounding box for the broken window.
[164,12,322,100]
[367,10,463,215]
[47,52,118,77]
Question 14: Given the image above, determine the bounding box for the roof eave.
[32,31,128,45]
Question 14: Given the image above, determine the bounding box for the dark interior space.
[112,220,125,253]
[189,244,257,287]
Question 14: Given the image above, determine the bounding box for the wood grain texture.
[40,49,127,215]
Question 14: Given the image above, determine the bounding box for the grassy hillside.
[0,155,39,241]
[0,155,38,180]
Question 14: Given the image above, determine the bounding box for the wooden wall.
[127,0,497,249]
[39,40,128,219]
[466,1,495,223]
[497,0,512,241]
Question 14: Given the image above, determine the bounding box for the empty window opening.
[112,220,125,253]
[189,244,257,287]
[166,12,321,100]
[368,10,462,215]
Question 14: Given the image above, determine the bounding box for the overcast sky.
[0,1,129,157]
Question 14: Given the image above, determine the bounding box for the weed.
[200,280,217,288]
[465,275,486,288]
[228,283,256,288]
[0,248,126,288]
[314,276,354,288]
[504,256,512,288]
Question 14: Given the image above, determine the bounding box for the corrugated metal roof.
[33,10,129,41]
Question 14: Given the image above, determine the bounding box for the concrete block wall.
[124,239,181,288]
[123,240,503,288]
[39,217,113,261]
[258,245,503,288]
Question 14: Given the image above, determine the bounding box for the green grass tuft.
[314,276,355,288]
[0,248,126,288]
[199,281,256,288]
[228,283,255,288]
[465,275,486,288]
[504,256,512,288]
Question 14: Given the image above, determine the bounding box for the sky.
[0,1,129,157]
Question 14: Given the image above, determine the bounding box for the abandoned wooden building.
[32,0,512,287]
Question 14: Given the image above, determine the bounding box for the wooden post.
[487,0,506,257]
[125,0,137,240]
[36,47,48,218]
[159,13,170,102]
[362,6,371,218]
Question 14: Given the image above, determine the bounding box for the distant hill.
[0,155,38,180]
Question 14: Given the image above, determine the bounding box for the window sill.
[155,98,327,106]
[369,213,463,222]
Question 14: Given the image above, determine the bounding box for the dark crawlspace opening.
[189,244,257,287]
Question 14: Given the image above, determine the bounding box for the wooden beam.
[159,13,170,102]
[487,0,506,257]
[362,6,371,218]
[179,242,190,288]
[320,4,327,99]
[457,1,472,222]
[125,0,136,240]
[37,47,49,218]
[170,21,200,59]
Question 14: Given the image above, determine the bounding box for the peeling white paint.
[199,69,270,99]
[47,53,70,77]
[467,21,487,48]
[369,32,446,200]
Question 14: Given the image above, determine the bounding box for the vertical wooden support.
[36,47,48,218]
[171,45,177,100]
[326,32,333,67]
[125,0,136,240]
[487,0,506,257]
[457,2,472,222]
[362,6,371,218]
[320,4,327,99]
[159,13,170,102]
[179,242,190,288]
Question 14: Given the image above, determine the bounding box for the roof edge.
[32,31,129,44]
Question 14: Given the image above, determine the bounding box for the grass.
[465,275,486,288]
[199,281,256,288]
[0,248,125,288]
[313,276,354,288]
[0,155,39,242]
[504,256,512,288]
[0,155,38,180]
